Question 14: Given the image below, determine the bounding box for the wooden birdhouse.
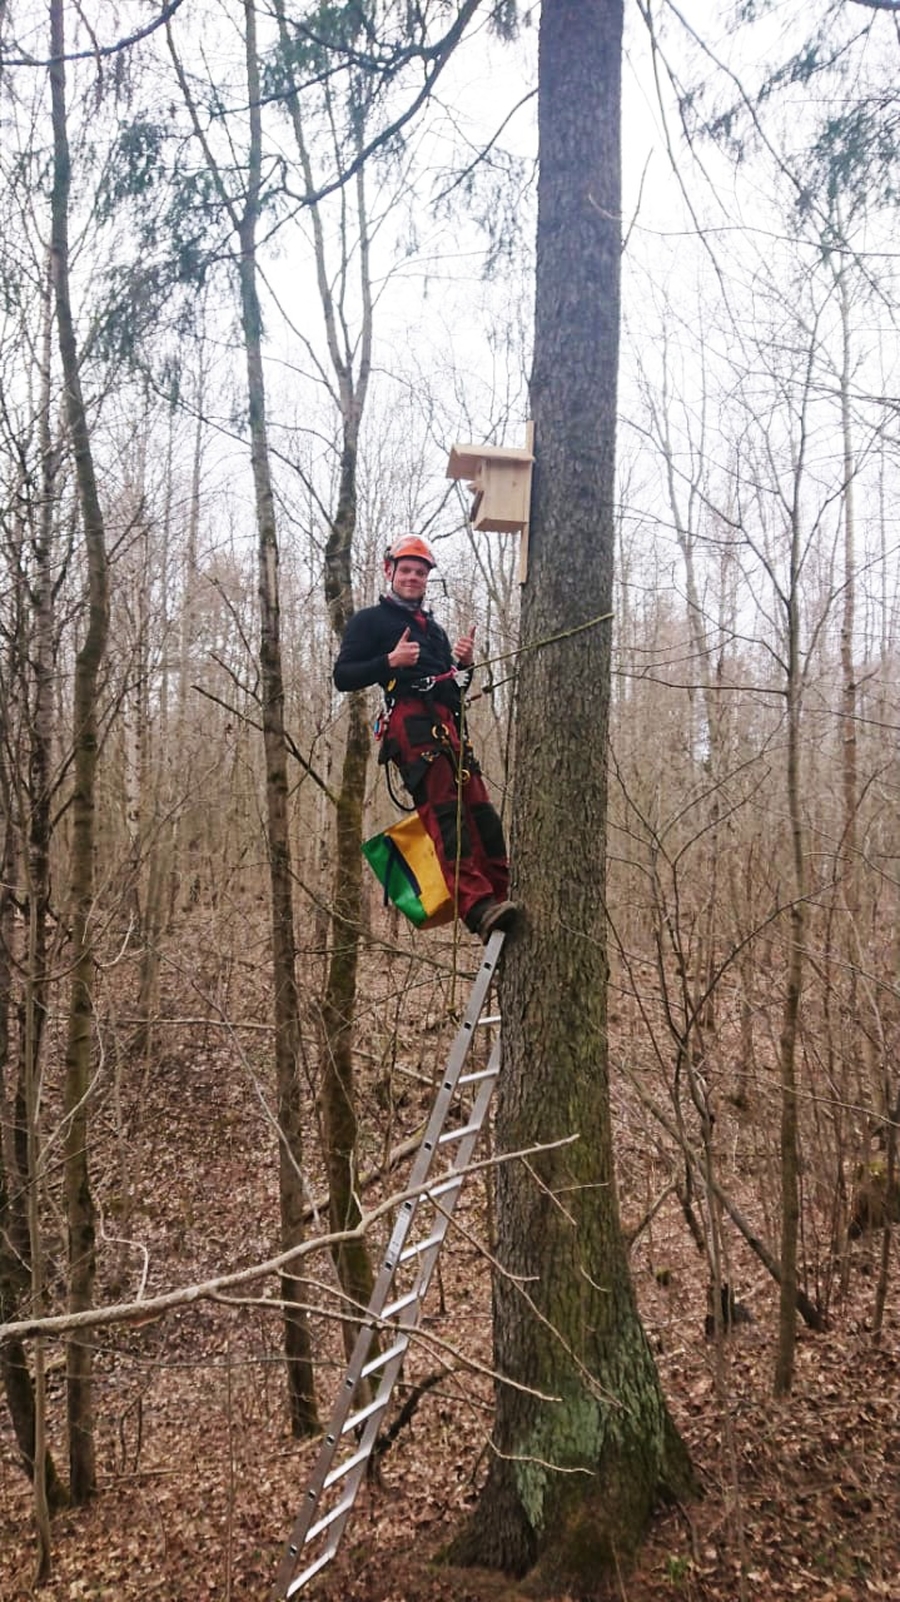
[446,423,534,582]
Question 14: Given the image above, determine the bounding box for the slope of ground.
[1,920,898,1601]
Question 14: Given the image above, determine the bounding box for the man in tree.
[333,534,517,940]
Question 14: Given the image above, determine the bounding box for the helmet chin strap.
[387,565,427,608]
[389,584,423,610]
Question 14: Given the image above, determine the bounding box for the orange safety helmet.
[386,534,437,569]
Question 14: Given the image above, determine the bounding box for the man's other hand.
[454,624,476,668]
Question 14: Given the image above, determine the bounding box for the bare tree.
[168,0,318,1435]
[49,0,110,1502]
[272,0,379,1361]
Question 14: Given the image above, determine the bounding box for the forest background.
[1,1,899,1599]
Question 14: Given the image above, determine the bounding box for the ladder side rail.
[402,1043,502,1298]
[273,1312,382,1564]
[272,936,504,1600]
[364,932,505,1321]
[335,1145,488,1538]
[291,1124,487,1549]
[350,1038,503,1478]
[277,1041,502,1600]
[277,1318,413,1599]
[289,1332,413,1595]
[275,1211,433,1592]
[273,1271,426,1600]
[394,935,503,1205]
[294,938,502,1483]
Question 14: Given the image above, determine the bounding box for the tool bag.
[362,813,455,928]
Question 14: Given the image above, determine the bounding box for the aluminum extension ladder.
[271,929,505,1600]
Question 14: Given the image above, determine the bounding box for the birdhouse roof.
[446,441,534,480]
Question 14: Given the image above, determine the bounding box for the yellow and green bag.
[362,813,455,928]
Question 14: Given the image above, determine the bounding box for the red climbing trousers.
[384,697,509,929]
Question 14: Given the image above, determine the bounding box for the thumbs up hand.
[388,627,420,669]
[453,624,476,668]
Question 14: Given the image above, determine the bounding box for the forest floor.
[1,916,898,1602]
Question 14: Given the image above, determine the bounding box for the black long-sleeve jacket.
[333,594,468,710]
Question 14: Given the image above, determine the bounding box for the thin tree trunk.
[274,0,376,1356]
[2,751,69,1551]
[835,258,858,955]
[163,358,204,934]
[239,0,317,1436]
[871,1082,899,1340]
[321,584,375,1358]
[50,0,108,1500]
[0,266,69,1540]
[774,544,806,1398]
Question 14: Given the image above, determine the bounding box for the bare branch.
[1,0,187,67]
[0,1137,576,1344]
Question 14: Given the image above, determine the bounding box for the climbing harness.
[408,665,472,696]
[376,670,475,811]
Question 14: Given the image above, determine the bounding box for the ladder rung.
[438,1120,480,1145]
[399,1226,446,1262]
[381,1287,419,1320]
[361,1337,407,1379]
[458,1065,499,1085]
[478,1013,501,1026]
[341,1393,389,1435]
[304,1492,354,1545]
[322,1444,369,1489]
[427,1175,462,1201]
[285,1547,336,1597]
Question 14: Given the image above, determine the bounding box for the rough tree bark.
[452,2,695,1589]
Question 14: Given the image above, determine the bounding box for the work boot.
[477,899,520,942]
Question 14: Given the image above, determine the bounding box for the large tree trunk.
[50,0,108,1504]
[453,2,695,1588]
[239,0,317,1438]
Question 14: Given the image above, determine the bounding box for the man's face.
[387,557,430,603]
